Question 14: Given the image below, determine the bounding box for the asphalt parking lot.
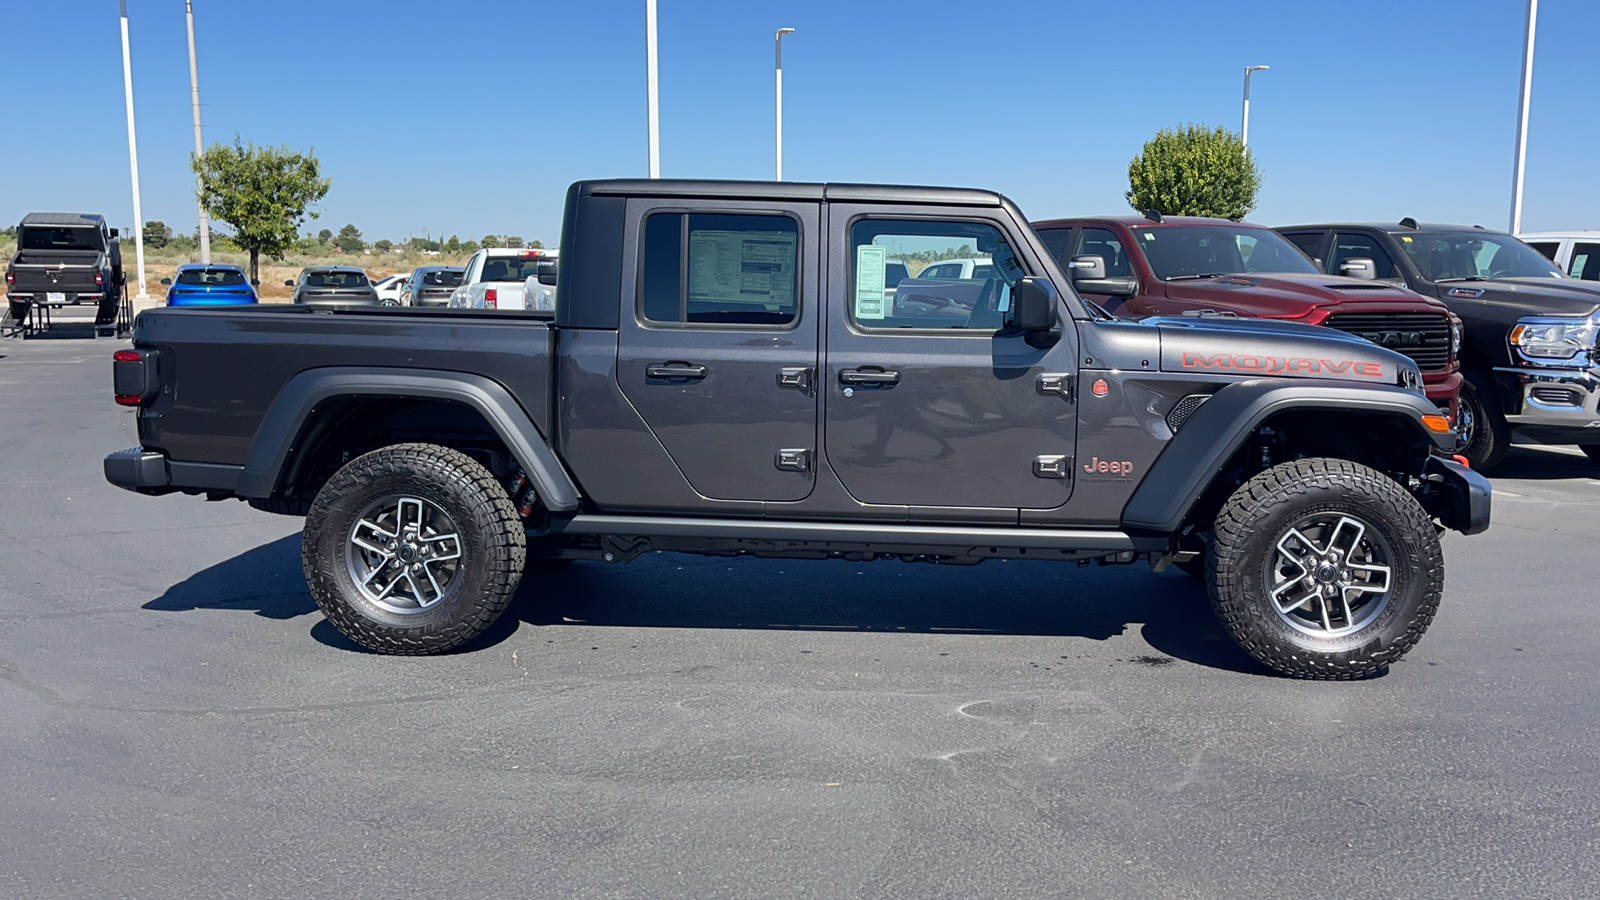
[2,324,1597,899]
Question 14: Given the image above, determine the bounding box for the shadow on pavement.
[1491,445,1600,481]
[140,533,1269,675]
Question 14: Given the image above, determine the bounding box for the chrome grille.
[1324,312,1452,372]
[1530,386,1582,406]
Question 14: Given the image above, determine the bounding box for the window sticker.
[1400,236,1413,243]
[854,245,887,320]
[688,230,796,308]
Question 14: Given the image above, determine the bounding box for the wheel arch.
[233,367,579,512]
[1122,379,1449,535]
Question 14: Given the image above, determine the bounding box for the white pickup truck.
[449,248,559,312]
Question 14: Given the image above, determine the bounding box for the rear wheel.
[303,443,525,654]
[1208,458,1443,680]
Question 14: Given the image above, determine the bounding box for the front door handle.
[838,367,901,386]
[646,362,708,381]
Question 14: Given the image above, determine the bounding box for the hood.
[1439,277,1600,318]
[1150,315,1417,386]
[1164,272,1441,318]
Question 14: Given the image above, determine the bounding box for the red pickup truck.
[1034,215,1463,422]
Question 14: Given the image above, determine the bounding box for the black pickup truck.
[105,180,1489,679]
[6,213,124,325]
[1278,221,1600,470]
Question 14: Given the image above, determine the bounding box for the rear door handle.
[646,362,708,380]
[838,367,901,385]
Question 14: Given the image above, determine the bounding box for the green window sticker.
[855,245,887,320]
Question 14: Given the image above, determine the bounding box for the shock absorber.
[506,471,536,518]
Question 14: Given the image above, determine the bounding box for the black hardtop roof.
[1277,221,1509,236]
[20,212,107,227]
[575,178,1003,207]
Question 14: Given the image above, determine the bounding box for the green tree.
[142,220,172,249]
[316,228,333,245]
[373,239,393,253]
[445,235,461,254]
[169,234,197,253]
[528,239,544,249]
[480,234,499,249]
[193,135,331,281]
[504,235,524,249]
[459,240,480,256]
[1125,123,1261,219]
[334,223,364,254]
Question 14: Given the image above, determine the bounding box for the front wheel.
[302,443,526,654]
[1208,458,1443,680]
[1457,378,1510,471]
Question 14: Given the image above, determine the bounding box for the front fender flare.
[232,367,580,512]
[1121,378,1450,534]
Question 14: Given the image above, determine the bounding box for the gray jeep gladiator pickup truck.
[6,213,124,326]
[105,180,1490,679]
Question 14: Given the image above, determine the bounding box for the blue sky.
[3,0,1596,246]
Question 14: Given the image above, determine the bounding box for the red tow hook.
[1451,454,1471,468]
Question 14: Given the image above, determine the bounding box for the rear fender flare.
[232,367,579,512]
[1121,378,1449,534]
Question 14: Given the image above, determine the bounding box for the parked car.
[399,266,465,307]
[1033,215,1464,423]
[5,213,122,325]
[372,272,411,306]
[103,178,1488,680]
[160,264,259,307]
[285,266,379,306]
[1276,220,1600,469]
[449,248,559,312]
[1519,232,1600,281]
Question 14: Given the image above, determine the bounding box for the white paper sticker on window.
[687,230,796,308]
[855,245,887,320]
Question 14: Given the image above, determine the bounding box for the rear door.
[617,198,821,502]
[822,205,1079,516]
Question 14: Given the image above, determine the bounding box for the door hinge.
[1033,454,1073,479]
[1036,373,1076,402]
[776,448,813,472]
[777,366,813,393]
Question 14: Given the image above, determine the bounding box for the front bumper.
[1423,369,1463,422]
[1420,455,1491,536]
[1493,365,1600,432]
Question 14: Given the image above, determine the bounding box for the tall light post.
[119,0,149,301]
[186,0,211,263]
[775,27,795,182]
[645,0,660,178]
[1510,0,1538,234]
[1241,64,1269,149]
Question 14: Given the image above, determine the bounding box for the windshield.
[1134,225,1320,280]
[479,255,550,282]
[20,226,104,252]
[304,271,370,288]
[1398,231,1564,281]
[175,268,246,287]
[421,269,463,287]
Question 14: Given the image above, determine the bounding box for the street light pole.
[186,0,211,263]
[119,0,149,301]
[775,27,794,182]
[645,0,660,178]
[1241,65,1269,149]
[1510,0,1538,234]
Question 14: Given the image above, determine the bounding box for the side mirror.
[1340,257,1378,280]
[535,257,559,286]
[1068,254,1138,297]
[159,277,172,285]
[1007,276,1060,341]
[1068,254,1106,280]
[109,228,119,238]
[284,279,295,287]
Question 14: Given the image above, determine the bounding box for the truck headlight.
[1510,316,1599,363]
[1449,317,1462,356]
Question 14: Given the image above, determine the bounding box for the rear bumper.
[104,447,241,496]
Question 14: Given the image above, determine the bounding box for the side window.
[1527,241,1559,261]
[1037,227,1074,269]
[639,212,799,327]
[1571,243,1600,281]
[1329,232,1398,279]
[1281,231,1326,265]
[850,218,1022,331]
[1072,227,1130,276]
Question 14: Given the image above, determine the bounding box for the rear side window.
[1074,227,1132,276]
[1572,243,1600,281]
[422,270,462,286]
[639,212,799,327]
[1281,231,1326,264]
[176,268,245,287]
[1527,241,1559,261]
[1329,232,1399,279]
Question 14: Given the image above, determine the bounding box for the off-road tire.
[1580,445,1600,464]
[1209,458,1443,680]
[302,443,525,654]
[1459,378,1510,472]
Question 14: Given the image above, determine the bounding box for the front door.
[617,199,821,502]
[822,206,1080,514]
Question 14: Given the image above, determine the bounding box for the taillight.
[484,288,497,309]
[4,271,12,286]
[113,349,160,407]
[95,272,104,286]
[114,350,139,362]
